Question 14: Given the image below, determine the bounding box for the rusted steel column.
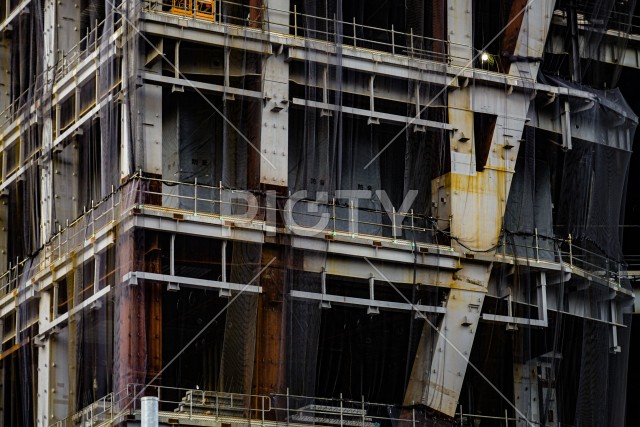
[113,182,147,396]
[145,233,163,382]
[432,0,447,59]
[253,190,288,400]
[249,0,262,28]
[500,0,530,72]
[253,244,288,397]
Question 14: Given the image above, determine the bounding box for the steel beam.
[405,0,555,416]
[0,191,7,273]
[140,14,270,54]
[507,0,555,79]
[546,16,640,70]
[52,136,80,232]
[36,290,51,427]
[290,290,446,314]
[259,29,289,186]
[139,66,163,176]
[121,271,263,294]
[290,98,452,131]
[500,0,529,73]
[141,72,262,100]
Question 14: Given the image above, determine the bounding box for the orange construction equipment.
[171,0,215,21]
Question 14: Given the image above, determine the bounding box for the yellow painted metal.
[171,0,216,21]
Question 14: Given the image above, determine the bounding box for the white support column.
[120,35,132,181]
[40,0,56,240]
[50,0,81,228]
[0,191,7,272]
[446,0,475,177]
[537,272,548,325]
[259,1,290,187]
[53,138,80,228]
[36,291,52,427]
[447,0,473,67]
[49,327,70,423]
[55,0,81,61]
[514,360,540,427]
[405,263,490,416]
[140,61,163,176]
[610,300,621,353]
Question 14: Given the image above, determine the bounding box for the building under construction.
[1,0,640,426]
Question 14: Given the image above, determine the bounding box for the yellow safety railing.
[171,0,216,21]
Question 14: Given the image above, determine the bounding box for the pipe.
[141,396,159,427]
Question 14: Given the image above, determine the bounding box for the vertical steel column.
[36,291,52,427]
[0,191,7,272]
[146,233,163,380]
[567,1,582,83]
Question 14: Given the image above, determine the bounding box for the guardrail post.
[294,4,298,37]
[349,200,355,237]
[504,409,508,427]
[332,197,336,235]
[340,393,344,427]
[568,234,573,267]
[412,402,416,427]
[410,28,414,55]
[286,388,290,427]
[534,227,540,262]
[286,191,293,231]
[219,181,223,217]
[410,209,415,245]
[618,262,622,287]
[502,230,506,258]
[361,395,365,427]
[353,17,357,47]
[194,177,198,216]
[392,207,397,240]
[391,25,395,54]
[190,390,193,420]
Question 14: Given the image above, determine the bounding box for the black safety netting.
[1,1,639,427]
[494,69,637,425]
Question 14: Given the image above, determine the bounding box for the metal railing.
[133,174,443,244]
[50,383,272,427]
[143,0,466,63]
[52,383,522,427]
[0,174,626,298]
[0,15,123,145]
[0,177,137,298]
[499,229,625,287]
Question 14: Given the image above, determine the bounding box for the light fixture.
[481,52,489,62]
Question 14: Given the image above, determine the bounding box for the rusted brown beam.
[249,0,262,28]
[113,230,147,395]
[500,0,529,72]
[432,0,447,57]
[145,233,163,382]
[253,244,287,397]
